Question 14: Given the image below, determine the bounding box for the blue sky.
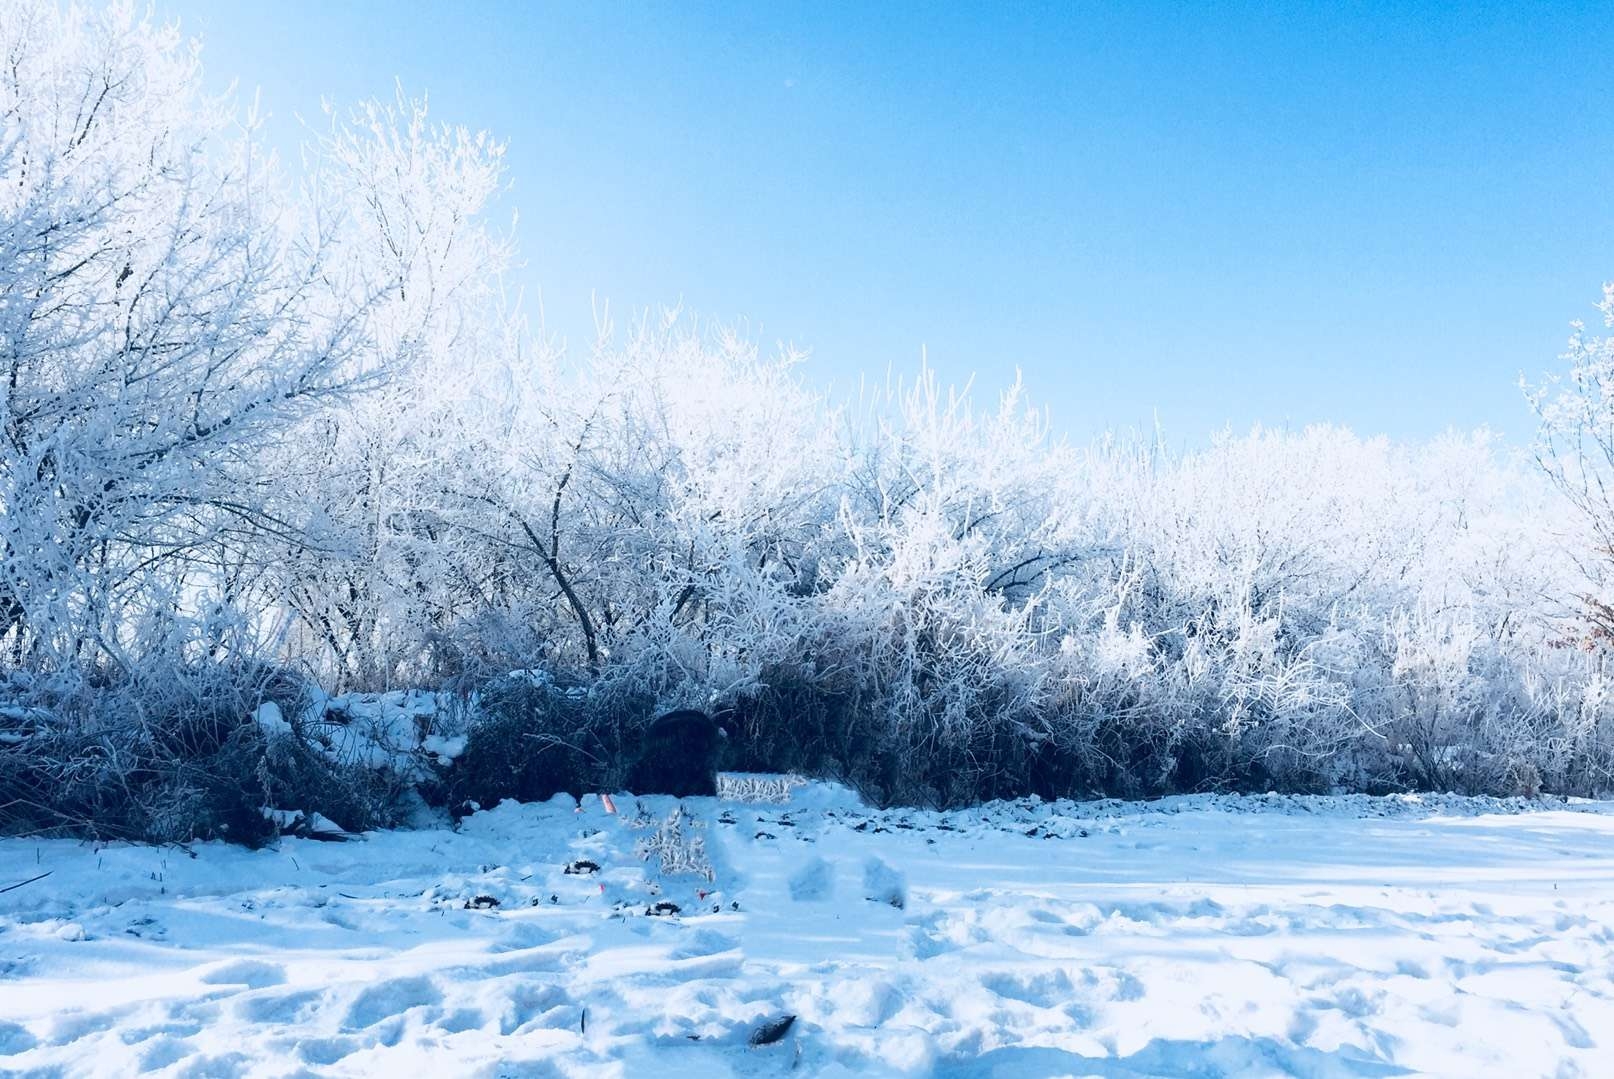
[165,1,1614,446]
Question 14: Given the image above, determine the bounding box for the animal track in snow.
[342,975,444,1030]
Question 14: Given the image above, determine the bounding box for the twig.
[0,870,51,895]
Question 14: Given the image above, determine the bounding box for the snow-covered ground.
[3,786,1613,1078]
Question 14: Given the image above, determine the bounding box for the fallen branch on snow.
[0,870,51,895]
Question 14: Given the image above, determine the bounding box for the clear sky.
[163,0,1614,446]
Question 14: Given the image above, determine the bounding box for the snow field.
[2,788,1613,1077]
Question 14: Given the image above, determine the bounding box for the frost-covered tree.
[249,93,517,690]
[1529,282,1614,643]
[460,313,840,695]
[0,1,385,680]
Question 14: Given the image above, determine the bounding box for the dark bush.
[444,676,650,813]
[625,709,728,797]
[0,661,403,846]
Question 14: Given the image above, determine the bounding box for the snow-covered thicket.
[1,2,1612,840]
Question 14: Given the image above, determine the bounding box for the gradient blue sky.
[164,1,1614,445]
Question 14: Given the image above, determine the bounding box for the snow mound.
[789,855,835,901]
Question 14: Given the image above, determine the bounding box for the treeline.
[3,2,1613,841]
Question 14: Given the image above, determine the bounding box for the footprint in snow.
[298,1035,360,1065]
[903,920,954,961]
[481,943,575,976]
[233,988,324,1025]
[0,1020,36,1056]
[498,982,572,1036]
[138,1035,193,1073]
[491,921,562,951]
[48,1009,121,1045]
[118,1019,202,1045]
[435,1007,487,1034]
[788,856,834,902]
[342,975,443,1030]
[169,1051,250,1078]
[980,968,1076,1008]
[671,928,741,959]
